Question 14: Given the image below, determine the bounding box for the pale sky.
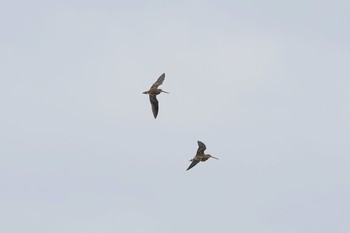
[1,1,350,233]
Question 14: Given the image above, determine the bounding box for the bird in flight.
[143,73,169,119]
[187,141,219,171]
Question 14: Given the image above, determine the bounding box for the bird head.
[159,89,169,94]
[208,154,219,160]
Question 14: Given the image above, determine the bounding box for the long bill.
[161,90,169,94]
[210,156,219,160]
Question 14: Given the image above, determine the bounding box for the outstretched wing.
[196,141,207,155]
[151,73,165,89]
[149,95,159,118]
[186,159,200,171]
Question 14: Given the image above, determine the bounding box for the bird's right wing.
[186,159,200,171]
[151,73,165,89]
[149,95,159,119]
[196,141,207,155]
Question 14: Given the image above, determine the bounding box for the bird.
[187,141,218,171]
[143,73,169,119]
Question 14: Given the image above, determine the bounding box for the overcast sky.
[1,1,350,233]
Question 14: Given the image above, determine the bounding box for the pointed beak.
[162,90,169,94]
[210,156,219,160]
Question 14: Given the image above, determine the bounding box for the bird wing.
[186,159,200,171]
[151,73,165,89]
[196,141,207,155]
[149,95,159,118]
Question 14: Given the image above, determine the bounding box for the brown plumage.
[187,141,218,171]
[143,73,169,119]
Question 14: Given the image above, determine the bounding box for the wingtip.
[197,140,203,144]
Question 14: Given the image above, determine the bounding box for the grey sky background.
[1,1,350,232]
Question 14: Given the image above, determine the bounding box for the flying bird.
[143,73,169,119]
[187,141,218,171]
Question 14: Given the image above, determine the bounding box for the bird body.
[143,73,169,119]
[187,141,218,171]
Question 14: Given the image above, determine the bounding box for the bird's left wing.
[149,95,159,119]
[186,159,200,171]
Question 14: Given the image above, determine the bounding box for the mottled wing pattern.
[196,141,207,155]
[149,95,159,118]
[151,73,165,89]
[186,159,200,171]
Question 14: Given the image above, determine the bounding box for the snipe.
[143,73,169,119]
[187,141,218,171]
